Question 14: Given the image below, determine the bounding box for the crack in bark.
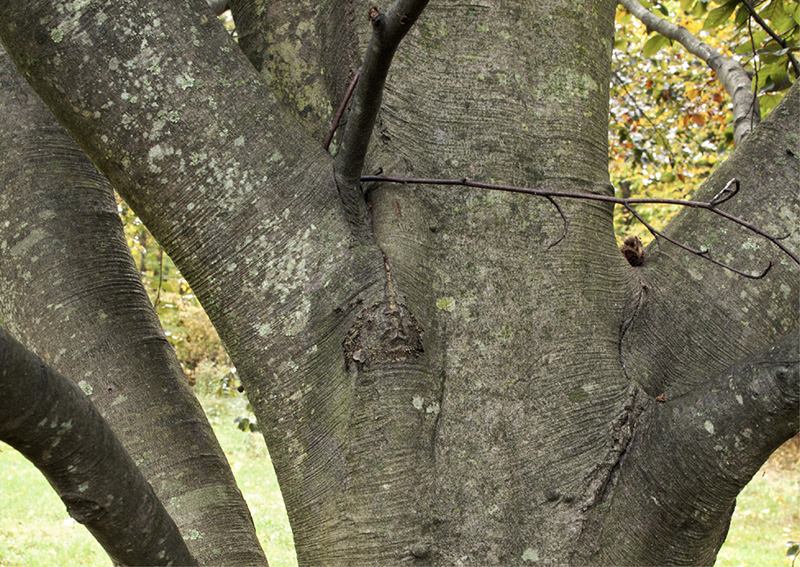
[618,271,650,388]
[579,384,649,513]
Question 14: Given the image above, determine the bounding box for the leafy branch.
[360,175,798,279]
[619,0,759,145]
[740,0,800,78]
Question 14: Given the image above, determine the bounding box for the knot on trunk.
[343,301,424,371]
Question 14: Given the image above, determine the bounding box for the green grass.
[0,395,296,567]
[716,441,800,567]
[1,399,796,566]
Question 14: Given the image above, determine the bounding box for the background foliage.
[609,0,797,242]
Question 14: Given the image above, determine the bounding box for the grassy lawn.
[0,396,796,566]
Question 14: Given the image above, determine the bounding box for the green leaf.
[680,0,695,11]
[643,34,670,57]
[704,1,738,29]
[692,1,709,16]
[786,543,799,557]
[735,4,749,27]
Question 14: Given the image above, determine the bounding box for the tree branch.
[619,0,759,145]
[332,1,430,228]
[0,328,197,567]
[361,174,798,277]
[579,330,799,564]
[740,0,800,78]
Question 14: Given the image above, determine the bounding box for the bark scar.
[343,253,424,371]
[579,384,648,511]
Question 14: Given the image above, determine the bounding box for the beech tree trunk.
[0,1,797,566]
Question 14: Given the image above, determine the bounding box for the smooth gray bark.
[0,47,266,566]
[0,0,796,565]
[0,328,197,567]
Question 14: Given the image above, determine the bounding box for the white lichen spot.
[687,267,703,281]
[436,297,456,312]
[522,548,539,562]
[234,136,245,147]
[78,380,93,396]
[287,359,299,372]
[183,529,203,541]
[283,297,311,337]
[735,394,743,405]
[270,150,284,163]
[10,229,46,257]
[77,482,90,493]
[257,322,274,338]
[412,396,424,410]
[704,420,715,434]
[176,73,195,90]
[51,28,65,43]
[111,394,128,407]
[426,402,441,415]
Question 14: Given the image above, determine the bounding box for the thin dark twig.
[324,67,361,152]
[625,202,770,279]
[709,177,739,205]
[612,69,676,165]
[624,204,663,257]
[740,0,800,77]
[360,174,798,277]
[544,196,568,249]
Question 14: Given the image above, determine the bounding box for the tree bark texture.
[0,0,796,565]
[0,47,266,566]
[0,328,197,567]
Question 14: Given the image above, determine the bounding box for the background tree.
[0,1,797,566]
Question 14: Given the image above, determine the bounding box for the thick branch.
[578,330,799,565]
[332,0,430,226]
[361,174,799,277]
[619,0,759,145]
[0,328,197,567]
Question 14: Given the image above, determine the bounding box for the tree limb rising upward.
[361,175,798,278]
[332,1,430,229]
[619,0,759,145]
[0,328,197,567]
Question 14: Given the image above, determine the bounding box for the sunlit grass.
[716,438,800,567]
[0,395,296,567]
[0,400,795,566]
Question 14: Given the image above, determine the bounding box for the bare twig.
[333,1,430,231]
[324,67,361,152]
[544,196,569,249]
[612,69,677,166]
[360,174,799,278]
[619,0,759,144]
[740,0,800,78]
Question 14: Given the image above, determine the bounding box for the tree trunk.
[0,47,266,566]
[0,0,796,565]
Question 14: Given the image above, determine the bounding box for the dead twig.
[324,67,361,152]
[360,175,798,278]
